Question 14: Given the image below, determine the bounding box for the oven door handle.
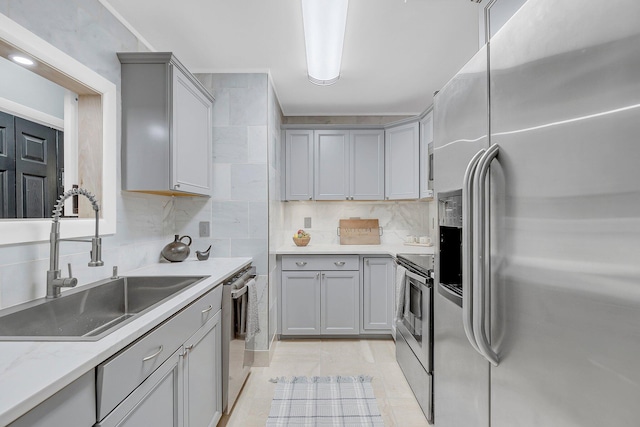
[463,149,485,354]
[231,284,248,299]
[405,269,428,285]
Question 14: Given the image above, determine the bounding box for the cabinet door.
[97,350,183,427]
[282,271,321,335]
[314,130,349,200]
[419,112,434,199]
[362,257,395,332]
[183,311,222,427]
[10,371,95,427]
[321,271,359,335]
[285,130,314,200]
[385,122,419,200]
[172,66,212,196]
[350,130,384,200]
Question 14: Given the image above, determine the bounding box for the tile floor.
[219,338,430,427]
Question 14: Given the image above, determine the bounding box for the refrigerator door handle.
[473,143,500,367]
[462,149,485,354]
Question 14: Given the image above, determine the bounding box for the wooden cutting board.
[338,219,381,245]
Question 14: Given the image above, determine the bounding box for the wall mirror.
[0,14,116,245]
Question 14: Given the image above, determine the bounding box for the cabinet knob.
[316,273,320,279]
[346,197,349,200]
[308,197,312,200]
[175,184,180,188]
[366,259,370,266]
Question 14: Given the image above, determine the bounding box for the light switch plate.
[199,221,210,237]
[304,217,312,228]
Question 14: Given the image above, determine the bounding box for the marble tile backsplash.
[283,201,430,245]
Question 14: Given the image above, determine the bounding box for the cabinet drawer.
[97,285,222,420]
[282,255,359,271]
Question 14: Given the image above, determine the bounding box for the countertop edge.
[0,257,252,426]
[275,243,435,256]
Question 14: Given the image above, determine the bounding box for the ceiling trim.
[99,0,157,52]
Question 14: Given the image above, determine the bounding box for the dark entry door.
[15,117,59,218]
[0,112,16,218]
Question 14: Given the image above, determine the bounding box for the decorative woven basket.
[293,236,311,246]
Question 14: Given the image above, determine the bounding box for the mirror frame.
[0,14,116,245]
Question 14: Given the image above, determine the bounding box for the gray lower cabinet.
[321,271,360,335]
[97,350,183,427]
[97,286,223,427]
[183,313,222,427]
[281,271,321,335]
[281,255,360,336]
[8,371,95,427]
[362,257,395,333]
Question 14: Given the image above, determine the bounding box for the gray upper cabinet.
[314,130,349,200]
[284,128,385,201]
[385,122,420,200]
[285,130,314,201]
[419,111,434,200]
[118,52,214,197]
[350,130,385,200]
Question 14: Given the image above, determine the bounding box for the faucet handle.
[67,263,73,279]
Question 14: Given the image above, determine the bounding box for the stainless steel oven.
[396,253,434,424]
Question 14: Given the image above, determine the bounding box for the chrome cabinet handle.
[142,345,163,362]
[462,149,485,355]
[201,304,213,314]
[472,144,500,367]
[334,261,346,266]
[296,261,307,267]
[316,273,320,279]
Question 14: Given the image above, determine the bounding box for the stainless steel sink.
[0,275,206,341]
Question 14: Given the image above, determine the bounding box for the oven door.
[397,269,433,372]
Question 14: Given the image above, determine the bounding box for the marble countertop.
[276,242,435,256]
[0,257,251,426]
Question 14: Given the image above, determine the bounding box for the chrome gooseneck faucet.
[46,188,104,298]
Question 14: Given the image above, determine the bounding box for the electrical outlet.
[199,221,210,237]
[304,217,312,228]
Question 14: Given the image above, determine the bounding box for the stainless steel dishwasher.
[221,265,256,414]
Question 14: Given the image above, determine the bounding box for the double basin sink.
[0,275,206,341]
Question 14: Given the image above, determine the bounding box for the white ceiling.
[102,0,480,116]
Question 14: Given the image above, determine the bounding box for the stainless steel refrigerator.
[432,0,640,426]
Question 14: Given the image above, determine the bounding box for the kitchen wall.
[0,1,177,309]
[179,72,279,360]
[282,201,431,245]
[268,78,284,360]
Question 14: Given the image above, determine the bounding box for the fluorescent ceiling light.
[10,55,34,66]
[301,0,349,86]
